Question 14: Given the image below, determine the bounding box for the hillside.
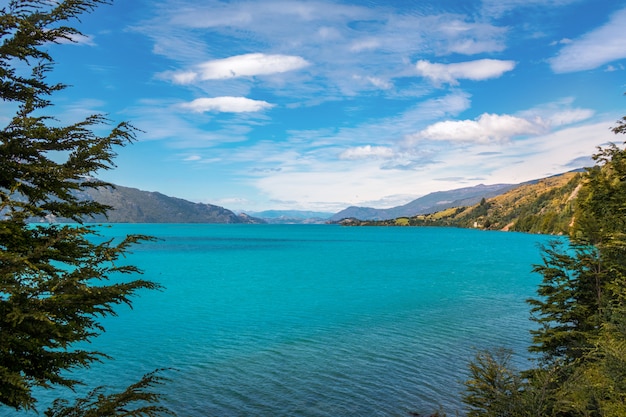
[329,183,517,221]
[342,171,584,235]
[75,185,265,224]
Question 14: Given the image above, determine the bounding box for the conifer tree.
[528,140,626,364]
[462,348,524,417]
[0,1,171,414]
[462,115,626,416]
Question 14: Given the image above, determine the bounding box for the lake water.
[9,224,557,416]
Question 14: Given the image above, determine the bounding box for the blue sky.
[8,0,626,212]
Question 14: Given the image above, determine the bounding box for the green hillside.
[345,171,585,235]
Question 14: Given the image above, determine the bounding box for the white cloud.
[248,119,613,212]
[366,76,392,89]
[171,71,198,84]
[339,145,394,160]
[433,19,506,55]
[317,26,341,40]
[550,38,573,46]
[550,7,626,73]
[400,102,597,170]
[481,0,580,18]
[140,1,508,100]
[544,109,595,127]
[416,59,516,85]
[179,97,275,113]
[517,100,595,128]
[349,38,381,52]
[408,113,539,144]
[487,121,616,181]
[169,53,310,84]
[352,75,392,90]
[125,99,255,145]
[55,32,96,46]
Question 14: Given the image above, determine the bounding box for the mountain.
[329,183,517,221]
[248,210,333,224]
[453,171,582,233]
[28,171,580,227]
[74,184,265,224]
[342,171,584,235]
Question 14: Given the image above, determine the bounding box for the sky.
[5,0,626,213]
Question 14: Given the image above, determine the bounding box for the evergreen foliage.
[461,117,626,416]
[463,348,524,417]
[529,241,604,364]
[0,1,171,414]
[44,370,174,417]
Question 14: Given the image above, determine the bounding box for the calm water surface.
[11,224,556,416]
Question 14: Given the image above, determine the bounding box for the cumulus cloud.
[550,7,626,73]
[339,145,394,160]
[179,97,275,113]
[168,53,310,84]
[416,59,516,85]
[408,113,539,144]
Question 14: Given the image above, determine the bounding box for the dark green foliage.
[467,197,490,219]
[0,223,159,410]
[522,144,626,416]
[462,123,626,415]
[528,241,605,364]
[44,370,175,417]
[1,1,171,414]
[463,348,524,417]
[573,143,626,248]
[611,114,626,137]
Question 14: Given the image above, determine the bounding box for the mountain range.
[43,172,580,225]
[328,183,519,222]
[340,171,584,235]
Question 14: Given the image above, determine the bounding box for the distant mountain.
[248,210,333,224]
[342,171,584,235]
[329,183,517,221]
[75,184,265,224]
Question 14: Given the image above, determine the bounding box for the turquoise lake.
[10,224,558,416]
